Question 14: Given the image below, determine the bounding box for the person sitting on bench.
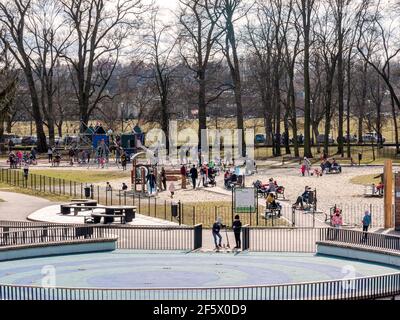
[266,178,276,193]
[331,159,341,172]
[266,193,281,210]
[292,186,312,210]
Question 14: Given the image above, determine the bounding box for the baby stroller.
[208,174,217,187]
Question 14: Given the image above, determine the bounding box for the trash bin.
[171,202,179,218]
[84,187,91,199]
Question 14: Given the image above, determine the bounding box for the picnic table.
[85,213,126,224]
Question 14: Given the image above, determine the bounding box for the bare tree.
[177,0,225,149]
[59,0,145,133]
[0,0,48,151]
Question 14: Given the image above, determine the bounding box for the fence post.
[242,225,250,251]
[178,201,182,225]
[97,186,100,203]
[193,206,196,226]
[193,224,202,250]
[292,207,296,227]
[164,200,167,221]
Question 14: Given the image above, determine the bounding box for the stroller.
[208,174,217,187]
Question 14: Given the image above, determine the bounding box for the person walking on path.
[362,211,371,240]
[232,215,242,249]
[303,157,311,176]
[190,165,198,189]
[212,217,226,249]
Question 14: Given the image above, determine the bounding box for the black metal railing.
[0,221,202,251]
[321,228,400,251]
[0,272,399,300]
[0,168,386,229]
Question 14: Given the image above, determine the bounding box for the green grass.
[350,174,385,185]
[0,182,72,202]
[30,169,129,184]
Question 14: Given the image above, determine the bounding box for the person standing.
[121,151,127,171]
[331,209,343,239]
[212,217,226,249]
[180,164,187,189]
[190,165,198,190]
[161,167,167,191]
[121,183,128,191]
[362,211,371,240]
[23,162,29,185]
[47,147,53,163]
[303,157,311,176]
[146,169,157,195]
[106,182,112,192]
[232,215,242,249]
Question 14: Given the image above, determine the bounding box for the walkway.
[0,191,53,221]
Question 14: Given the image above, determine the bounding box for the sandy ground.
[7,159,389,212]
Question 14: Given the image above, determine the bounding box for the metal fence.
[241,226,400,253]
[0,168,386,229]
[0,221,202,251]
[0,272,399,300]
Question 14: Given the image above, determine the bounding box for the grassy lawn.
[0,182,72,202]
[30,169,129,183]
[350,174,385,185]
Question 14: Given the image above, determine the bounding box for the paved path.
[0,191,54,221]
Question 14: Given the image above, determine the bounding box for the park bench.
[60,200,98,215]
[263,207,281,220]
[84,213,126,224]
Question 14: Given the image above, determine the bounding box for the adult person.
[160,167,167,191]
[8,139,14,152]
[190,165,198,190]
[212,217,226,250]
[146,169,157,195]
[47,147,53,163]
[180,164,187,189]
[362,211,371,240]
[292,186,312,210]
[266,178,276,193]
[303,157,311,176]
[120,151,127,171]
[121,183,128,191]
[232,215,242,249]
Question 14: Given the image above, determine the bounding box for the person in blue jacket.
[362,211,371,240]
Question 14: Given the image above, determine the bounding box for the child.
[169,181,175,199]
[301,164,306,176]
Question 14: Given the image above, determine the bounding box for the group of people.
[8,149,37,168]
[212,215,242,250]
[300,156,342,176]
[330,208,372,239]
[184,163,218,190]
